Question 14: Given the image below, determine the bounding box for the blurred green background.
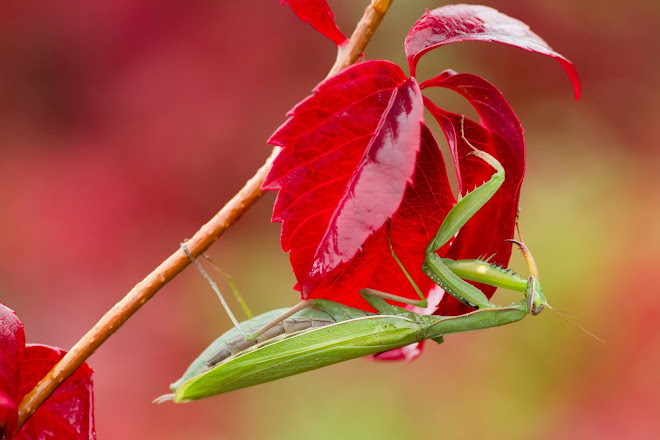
[1,1,658,438]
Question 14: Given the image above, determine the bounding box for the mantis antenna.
[546,304,605,343]
[506,232,605,344]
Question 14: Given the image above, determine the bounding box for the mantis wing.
[173,315,424,401]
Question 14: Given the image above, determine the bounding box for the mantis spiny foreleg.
[421,118,505,310]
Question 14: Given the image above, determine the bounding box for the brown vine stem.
[15,0,393,431]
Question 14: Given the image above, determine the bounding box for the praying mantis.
[163,128,559,403]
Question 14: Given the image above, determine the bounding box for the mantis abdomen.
[175,314,429,400]
[170,302,372,392]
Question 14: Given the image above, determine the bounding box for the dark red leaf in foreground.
[265,60,425,306]
[280,0,347,45]
[405,4,581,99]
[0,303,25,437]
[14,345,95,440]
[422,70,525,316]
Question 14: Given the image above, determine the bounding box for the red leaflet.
[265,60,426,307]
[14,345,95,440]
[405,4,581,99]
[0,304,94,440]
[422,71,525,316]
[0,304,24,437]
[280,0,347,45]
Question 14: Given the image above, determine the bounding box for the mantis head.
[525,276,546,316]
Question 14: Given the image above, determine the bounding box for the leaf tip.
[555,57,581,101]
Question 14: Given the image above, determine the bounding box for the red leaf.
[423,70,525,316]
[14,345,95,440]
[405,4,581,99]
[0,303,25,437]
[280,0,347,45]
[264,60,426,307]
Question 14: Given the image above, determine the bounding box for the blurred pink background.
[1,1,658,439]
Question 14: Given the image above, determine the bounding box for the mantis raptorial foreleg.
[421,146,505,310]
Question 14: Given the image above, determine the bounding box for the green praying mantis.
[162,122,595,403]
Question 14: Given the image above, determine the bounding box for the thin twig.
[15,0,393,430]
[328,0,392,77]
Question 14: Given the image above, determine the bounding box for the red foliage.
[265,5,579,315]
[0,304,94,440]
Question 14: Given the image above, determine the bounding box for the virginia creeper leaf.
[266,7,577,317]
[265,60,425,304]
[14,345,95,440]
[0,303,25,438]
[280,0,347,45]
[422,70,525,316]
[405,4,581,99]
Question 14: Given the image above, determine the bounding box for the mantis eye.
[531,301,545,316]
